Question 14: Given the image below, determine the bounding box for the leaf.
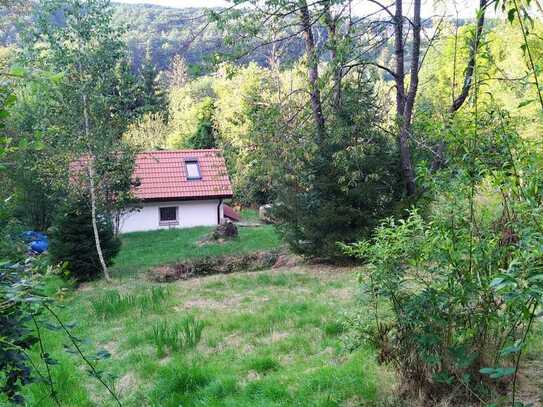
[8,65,25,77]
[518,99,535,108]
[42,322,61,331]
[44,357,59,365]
[490,367,516,379]
[508,8,516,23]
[95,349,111,360]
[500,345,521,356]
[490,277,505,288]
[480,367,516,379]
[479,367,495,375]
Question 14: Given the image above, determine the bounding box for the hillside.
[1,2,449,75]
[0,3,308,73]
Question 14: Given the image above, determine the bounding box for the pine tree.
[139,41,166,115]
[49,198,121,282]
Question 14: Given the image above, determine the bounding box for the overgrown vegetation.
[10,266,392,406]
[91,287,170,318]
[3,0,543,405]
[150,316,205,356]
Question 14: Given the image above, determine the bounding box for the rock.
[212,220,238,240]
[259,204,275,224]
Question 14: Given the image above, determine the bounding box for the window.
[159,207,178,225]
[185,160,201,180]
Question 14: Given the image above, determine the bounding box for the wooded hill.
[1,3,470,74]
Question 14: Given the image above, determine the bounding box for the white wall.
[118,199,224,233]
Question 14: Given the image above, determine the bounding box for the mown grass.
[112,224,281,278]
[18,266,395,406]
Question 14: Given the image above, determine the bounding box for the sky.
[113,0,492,18]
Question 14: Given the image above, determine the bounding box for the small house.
[118,149,233,233]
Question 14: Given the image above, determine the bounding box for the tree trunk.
[394,0,405,116]
[300,0,326,144]
[394,0,418,197]
[324,5,342,112]
[83,94,111,283]
[449,0,487,114]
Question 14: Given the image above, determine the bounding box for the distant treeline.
[0,3,480,75]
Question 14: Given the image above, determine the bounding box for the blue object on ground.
[22,231,49,253]
[30,239,48,254]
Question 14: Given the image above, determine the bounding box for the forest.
[2,0,543,405]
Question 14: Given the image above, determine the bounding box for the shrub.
[345,203,543,402]
[49,198,121,281]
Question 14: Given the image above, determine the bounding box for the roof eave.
[137,194,233,203]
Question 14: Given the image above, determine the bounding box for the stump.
[212,220,239,240]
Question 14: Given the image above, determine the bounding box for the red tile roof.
[132,149,233,200]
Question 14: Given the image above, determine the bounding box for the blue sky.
[113,0,488,18]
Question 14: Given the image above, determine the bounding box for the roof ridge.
[139,149,222,154]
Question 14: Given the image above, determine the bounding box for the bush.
[49,198,121,281]
[272,78,401,260]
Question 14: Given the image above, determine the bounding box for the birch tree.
[21,0,137,281]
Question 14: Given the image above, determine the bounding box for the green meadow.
[16,227,397,406]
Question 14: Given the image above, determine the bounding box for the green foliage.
[150,316,205,356]
[14,0,140,231]
[138,43,167,115]
[273,76,401,259]
[49,198,121,282]
[166,64,279,205]
[245,355,280,374]
[186,97,217,149]
[345,102,543,402]
[0,261,39,404]
[122,111,169,150]
[91,286,170,318]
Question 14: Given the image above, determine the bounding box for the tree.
[165,54,190,89]
[123,112,169,150]
[186,97,217,149]
[20,0,137,281]
[49,197,121,282]
[271,74,401,259]
[139,42,167,115]
[213,0,403,248]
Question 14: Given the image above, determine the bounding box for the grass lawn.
[20,266,394,406]
[112,225,281,278]
[12,226,396,406]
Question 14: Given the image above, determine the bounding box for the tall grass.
[151,316,205,356]
[91,287,170,318]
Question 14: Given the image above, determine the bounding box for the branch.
[449,0,488,113]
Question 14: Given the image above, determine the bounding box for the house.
[118,149,233,233]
